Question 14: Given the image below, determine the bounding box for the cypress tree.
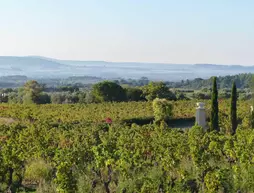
[211,77,219,131]
[230,81,237,135]
[251,75,254,128]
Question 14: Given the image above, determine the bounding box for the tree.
[142,82,176,101]
[251,75,254,128]
[50,92,79,104]
[230,82,237,135]
[37,93,51,104]
[51,93,65,104]
[91,81,126,102]
[22,80,43,104]
[193,92,211,100]
[78,92,86,103]
[176,92,188,100]
[124,87,144,101]
[219,89,231,99]
[211,77,219,131]
[85,91,96,103]
[57,86,79,93]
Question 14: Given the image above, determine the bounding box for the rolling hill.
[0,56,253,81]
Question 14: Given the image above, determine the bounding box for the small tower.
[196,102,207,129]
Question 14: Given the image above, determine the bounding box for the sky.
[0,0,253,65]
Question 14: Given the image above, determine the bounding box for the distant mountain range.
[0,56,253,81]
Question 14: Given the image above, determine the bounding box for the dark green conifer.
[230,81,237,135]
[211,77,219,131]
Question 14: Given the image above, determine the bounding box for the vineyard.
[0,100,250,122]
[0,100,253,192]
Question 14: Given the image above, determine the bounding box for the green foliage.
[231,82,237,135]
[36,181,57,193]
[77,92,86,104]
[124,87,144,101]
[54,162,77,193]
[219,89,231,99]
[0,99,253,192]
[152,98,173,122]
[57,86,79,93]
[204,169,233,193]
[38,93,51,104]
[7,89,23,104]
[91,81,126,102]
[24,159,52,183]
[193,91,211,100]
[175,91,189,100]
[167,73,253,90]
[50,92,79,104]
[211,77,219,131]
[142,81,176,101]
[51,93,66,104]
[22,80,43,104]
[7,80,46,104]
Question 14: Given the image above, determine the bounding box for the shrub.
[193,92,211,100]
[24,159,53,185]
[152,98,173,122]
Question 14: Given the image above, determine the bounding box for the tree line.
[0,81,177,104]
[0,74,252,105]
[0,73,252,90]
[165,73,253,89]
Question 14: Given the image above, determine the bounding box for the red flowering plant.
[105,117,112,124]
[99,117,112,132]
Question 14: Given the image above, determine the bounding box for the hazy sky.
[0,0,253,65]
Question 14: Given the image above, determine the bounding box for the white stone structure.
[196,102,206,128]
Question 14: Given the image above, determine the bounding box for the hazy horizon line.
[0,55,253,67]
